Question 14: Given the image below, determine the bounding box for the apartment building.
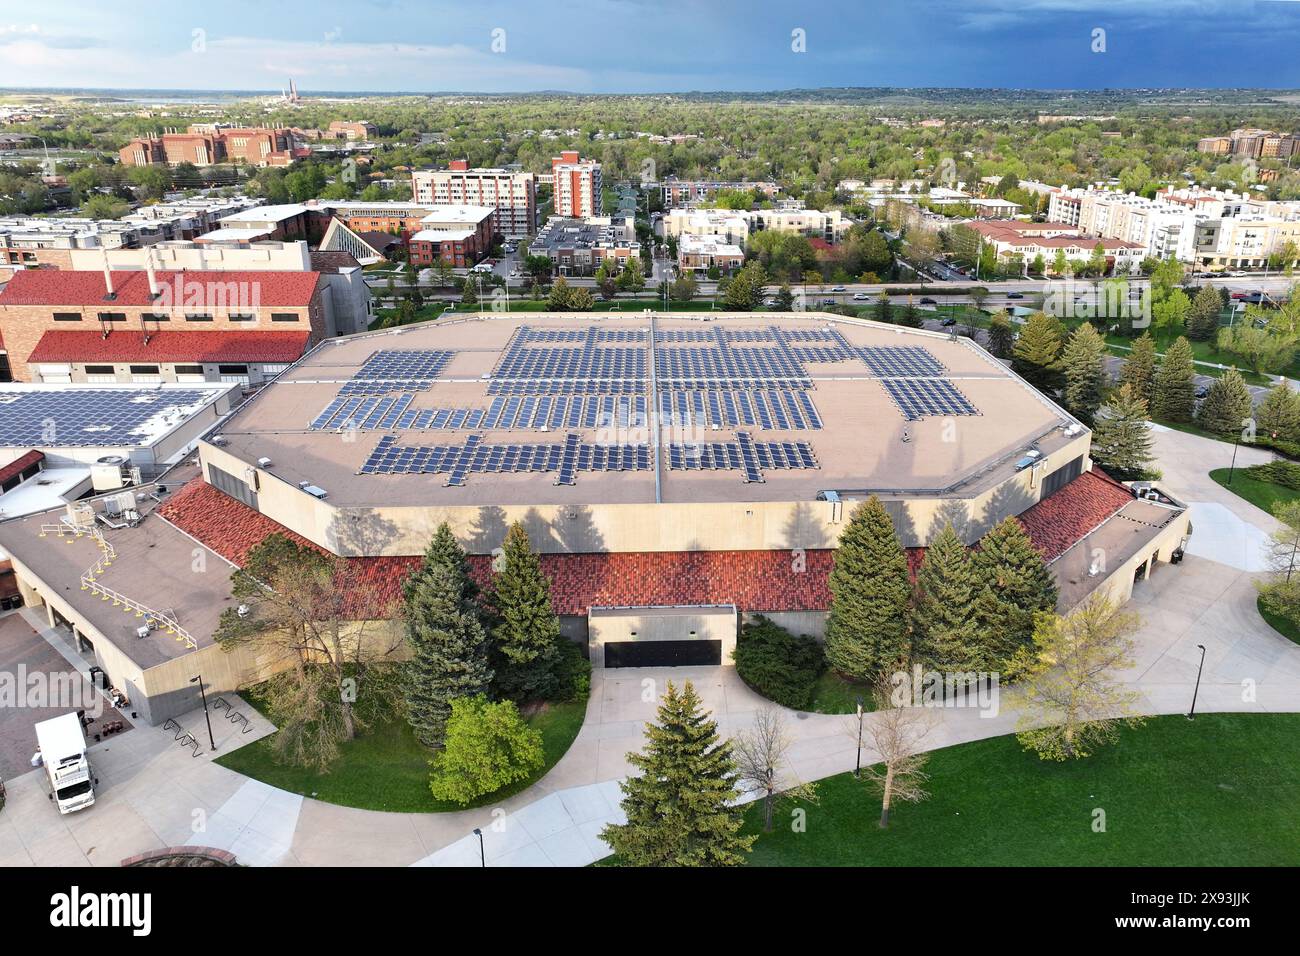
[529,215,640,275]
[1049,185,1300,269]
[551,151,603,218]
[411,161,536,237]
[660,178,780,207]
[0,268,327,384]
[962,220,1145,274]
[664,206,850,246]
[677,234,745,274]
[1197,128,1299,160]
[119,126,302,167]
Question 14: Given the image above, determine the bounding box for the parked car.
[1230,271,1249,278]
[1007,291,1025,299]
[1195,384,1210,399]
[941,316,957,327]
[919,297,937,305]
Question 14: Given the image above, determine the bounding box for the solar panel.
[881,378,980,420]
[357,433,653,484]
[663,432,818,482]
[0,388,214,447]
[857,345,946,377]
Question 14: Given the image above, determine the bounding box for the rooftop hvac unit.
[65,502,95,529]
[91,455,130,492]
[257,457,273,468]
[298,481,328,499]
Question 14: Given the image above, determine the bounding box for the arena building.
[0,312,1191,720]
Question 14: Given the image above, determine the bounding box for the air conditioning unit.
[257,457,273,468]
[298,482,328,499]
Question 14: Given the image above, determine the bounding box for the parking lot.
[0,612,130,782]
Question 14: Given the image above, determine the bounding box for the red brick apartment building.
[0,268,325,384]
[551,151,602,218]
[119,126,301,167]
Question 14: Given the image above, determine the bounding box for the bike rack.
[213,696,254,733]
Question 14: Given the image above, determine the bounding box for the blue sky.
[1,0,1299,92]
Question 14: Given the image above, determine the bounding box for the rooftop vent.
[298,481,328,499]
[256,457,273,468]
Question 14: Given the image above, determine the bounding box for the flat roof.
[1051,498,1184,607]
[0,383,232,448]
[0,489,234,668]
[208,312,1079,509]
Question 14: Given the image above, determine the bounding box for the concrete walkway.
[2,428,1298,868]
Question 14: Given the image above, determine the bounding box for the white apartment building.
[410,161,536,238]
[1049,185,1300,270]
[663,207,850,246]
[551,150,602,218]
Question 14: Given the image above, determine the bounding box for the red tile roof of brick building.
[157,467,1137,619]
[27,330,311,364]
[0,269,320,306]
[1015,468,1135,562]
[0,450,44,485]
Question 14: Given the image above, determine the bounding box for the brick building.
[0,268,326,384]
[551,151,602,218]
[119,126,301,167]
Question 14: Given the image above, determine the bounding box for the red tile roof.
[1015,468,1135,562]
[157,468,1137,618]
[0,269,320,307]
[0,450,44,485]
[27,330,311,364]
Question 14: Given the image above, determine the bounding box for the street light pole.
[189,675,216,751]
[1227,431,1242,484]
[1187,644,1207,720]
[472,827,485,867]
[854,698,864,778]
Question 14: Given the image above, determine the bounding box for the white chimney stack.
[102,248,114,296]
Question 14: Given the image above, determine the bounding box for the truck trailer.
[34,713,96,814]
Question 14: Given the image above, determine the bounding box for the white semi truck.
[34,713,96,814]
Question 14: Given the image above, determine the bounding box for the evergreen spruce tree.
[1186,284,1222,341]
[825,497,912,680]
[1151,335,1196,424]
[899,303,924,328]
[601,681,754,866]
[910,524,982,671]
[1090,384,1157,480]
[1061,322,1109,424]
[403,522,477,607]
[874,291,893,324]
[1195,368,1253,437]
[986,311,1015,359]
[1011,311,1064,392]
[402,563,493,749]
[1255,379,1300,444]
[970,517,1058,666]
[1119,332,1158,406]
[546,276,573,310]
[491,522,562,702]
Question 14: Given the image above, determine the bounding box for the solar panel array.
[0,389,213,446]
[336,349,456,395]
[310,393,648,432]
[666,432,818,483]
[359,433,652,486]
[857,345,947,377]
[307,323,990,488]
[882,378,980,421]
[657,389,822,430]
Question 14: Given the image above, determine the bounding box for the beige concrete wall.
[588,606,737,668]
[199,432,1092,557]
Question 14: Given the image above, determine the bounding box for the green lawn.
[742,714,1300,866]
[1209,466,1300,514]
[1256,595,1300,646]
[1102,326,1278,385]
[216,691,588,813]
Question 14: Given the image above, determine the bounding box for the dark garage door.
[605,639,722,668]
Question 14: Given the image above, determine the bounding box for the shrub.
[732,615,826,709]
[1245,460,1300,491]
[427,695,544,805]
[548,639,592,702]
